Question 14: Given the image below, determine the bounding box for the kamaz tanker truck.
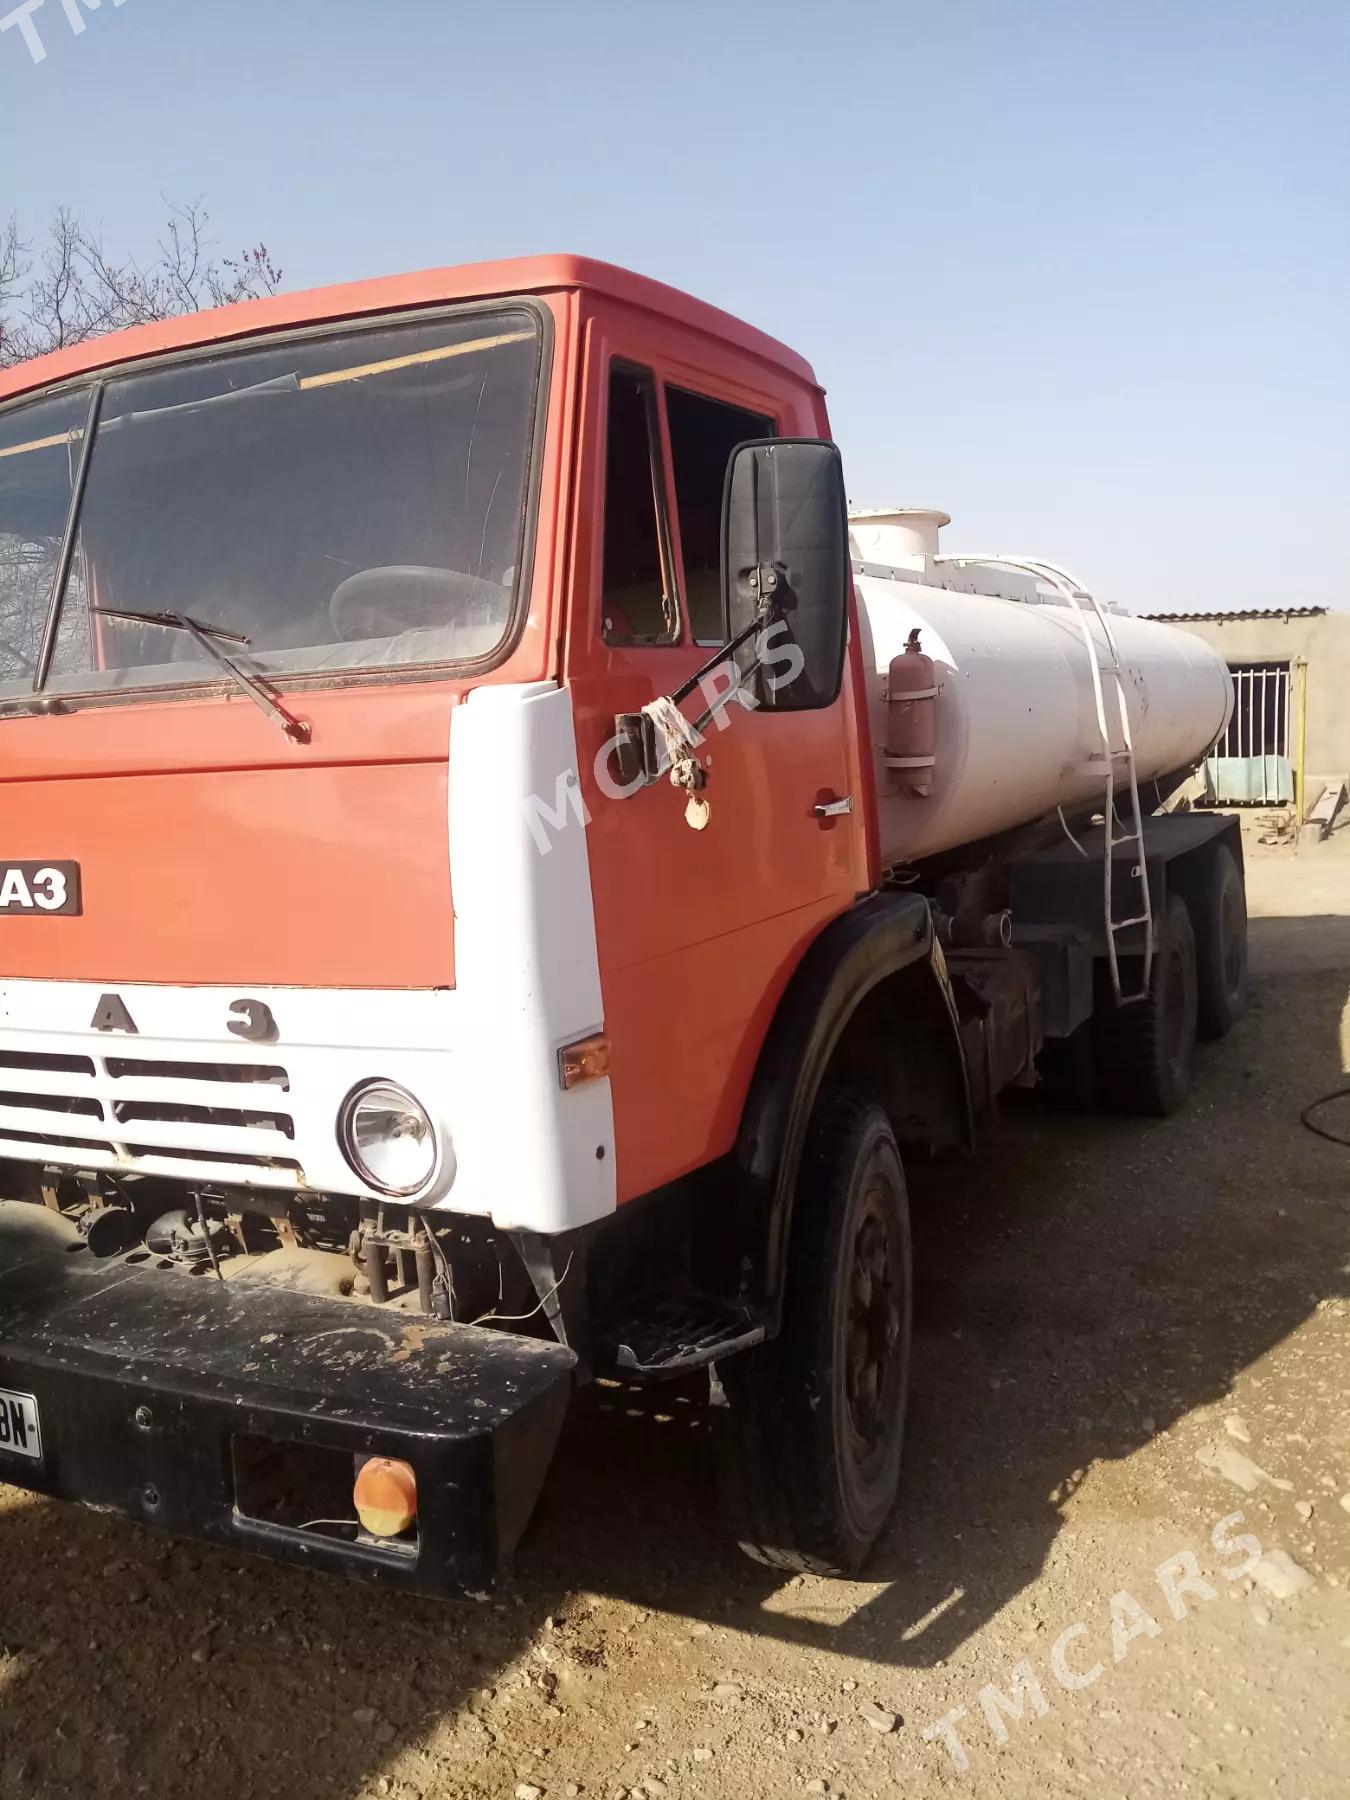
[0,257,1243,1589]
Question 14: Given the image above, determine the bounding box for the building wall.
[1158,612,1350,783]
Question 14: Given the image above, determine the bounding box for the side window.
[666,385,775,645]
[601,365,677,646]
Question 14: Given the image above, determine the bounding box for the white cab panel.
[448,681,615,1233]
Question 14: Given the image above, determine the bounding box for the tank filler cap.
[848,506,951,573]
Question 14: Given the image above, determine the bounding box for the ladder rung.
[1080,577,1153,988]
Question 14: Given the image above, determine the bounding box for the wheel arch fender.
[733,891,972,1327]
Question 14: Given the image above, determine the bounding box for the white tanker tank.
[849,507,1233,865]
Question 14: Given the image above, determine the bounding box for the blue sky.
[3,0,1346,613]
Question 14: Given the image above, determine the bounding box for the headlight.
[338,1081,438,1197]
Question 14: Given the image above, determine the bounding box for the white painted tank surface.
[849,509,1233,864]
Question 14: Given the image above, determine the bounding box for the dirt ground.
[1,822,1348,1800]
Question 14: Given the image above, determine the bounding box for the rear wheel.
[1194,843,1248,1040]
[1094,892,1198,1117]
[719,1090,912,1575]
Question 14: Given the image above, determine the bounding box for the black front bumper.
[0,1201,575,1595]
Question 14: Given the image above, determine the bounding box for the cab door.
[566,303,870,1202]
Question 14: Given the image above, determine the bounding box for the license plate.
[0,861,81,916]
[0,1387,42,1460]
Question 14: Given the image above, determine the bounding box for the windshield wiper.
[91,606,311,744]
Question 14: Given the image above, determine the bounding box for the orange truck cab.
[0,257,1246,1590]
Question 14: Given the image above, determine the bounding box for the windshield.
[0,305,542,703]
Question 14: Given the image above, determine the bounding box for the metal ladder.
[931,553,1155,1005]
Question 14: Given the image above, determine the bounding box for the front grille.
[0,1047,303,1184]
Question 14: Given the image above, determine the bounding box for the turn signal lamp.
[558,1033,611,1090]
[353,1456,418,1538]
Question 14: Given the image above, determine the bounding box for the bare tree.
[0,216,27,325]
[0,203,281,677]
[0,199,283,370]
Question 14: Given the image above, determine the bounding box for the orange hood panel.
[0,760,453,990]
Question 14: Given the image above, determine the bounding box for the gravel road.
[2,825,1347,1800]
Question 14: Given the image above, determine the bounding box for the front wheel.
[719,1090,912,1575]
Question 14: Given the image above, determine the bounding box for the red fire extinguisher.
[886,629,939,797]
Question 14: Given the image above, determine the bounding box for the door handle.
[814,795,853,819]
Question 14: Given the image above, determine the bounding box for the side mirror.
[721,438,849,712]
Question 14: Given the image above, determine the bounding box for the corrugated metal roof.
[1141,605,1329,623]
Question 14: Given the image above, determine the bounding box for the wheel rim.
[844,1185,905,1466]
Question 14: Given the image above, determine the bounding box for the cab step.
[603,1294,768,1379]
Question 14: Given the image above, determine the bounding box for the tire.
[1093,893,1198,1117]
[718,1089,912,1576]
[1194,843,1248,1040]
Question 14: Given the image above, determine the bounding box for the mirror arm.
[670,602,776,708]
[679,602,781,737]
[610,603,781,793]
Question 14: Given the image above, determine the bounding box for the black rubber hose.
[1300,1086,1350,1148]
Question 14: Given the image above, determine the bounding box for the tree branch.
[0,200,283,370]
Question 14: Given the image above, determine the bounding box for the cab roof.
[0,254,820,405]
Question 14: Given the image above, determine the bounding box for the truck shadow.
[0,910,1346,1799]
[538,910,1350,1659]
